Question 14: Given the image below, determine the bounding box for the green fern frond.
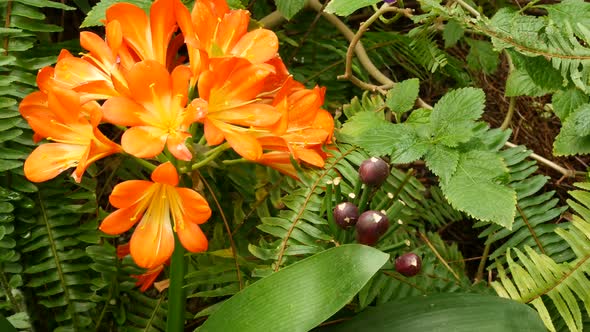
[476,145,570,264]
[491,181,590,332]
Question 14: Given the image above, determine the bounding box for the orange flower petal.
[204,119,225,146]
[177,222,208,253]
[121,126,167,158]
[294,148,325,167]
[224,130,262,161]
[109,180,153,208]
[216,10,249,53]
[176,188,212,224]
[231,29,278,64]
[149,0,177,65]
[126,61,171,106]
[151,162,179,186]
[101,96,145,126]
[24,143,84,183]
[215,103,281,127]
[80,31,116,67]
[133,264,165,292]
[166,132,192,161]
[99,206,141,235]
[130,214,175,268]
[106,3,153,60]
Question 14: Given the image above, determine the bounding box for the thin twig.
[504,142,584,178]
[199,174,244,290]
[418,231,461,281]
[454,0,481,18]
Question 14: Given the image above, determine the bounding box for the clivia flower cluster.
[18,0,334,283]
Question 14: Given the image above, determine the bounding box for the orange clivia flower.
[105,0,178,67]
[101,60,196,160]
[19,88,121,183]
[117,243,168,292]
[188,57,282,160]
[175,0,279,84]
[100,162,211,269]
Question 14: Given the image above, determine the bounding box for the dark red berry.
[355,210,390,246]
[359,157,389,187]
[395,253,422,277]
[333,202,360,229]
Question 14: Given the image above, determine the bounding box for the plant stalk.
[166,235,186,332]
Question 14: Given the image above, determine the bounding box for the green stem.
[131,155,157,172]
[191,143,230,171]
[166,234,186,332]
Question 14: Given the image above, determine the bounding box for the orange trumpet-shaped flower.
[100,162,212,269]
[117,243,168,292]
[19,88,121,183]
[175,0,279,84]
[101,60,196,161]
[188,58,282,160]
[105,0,177,66]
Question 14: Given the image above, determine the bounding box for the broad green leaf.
[466,39,499,75]
[386,78,420,119]
[199,244,388,332]
[554,104,590,156]
[430,87,485,147]
[505,52,563,96]
[441,150,516,228]
[424,145,459,184]
[552,88,588,121]
[545,0,590,39]
[355,123,428,163]
[318,293,546,332]
[81,0,152,28]
[505,69,552,97]
[275,0,306,19]
[338,111,387,142]
[324,0,381,16]
[443,19,464,48]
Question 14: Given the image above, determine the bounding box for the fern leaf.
[492,182,590,332]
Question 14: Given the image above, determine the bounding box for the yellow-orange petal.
[99,206,142,234]
[101,96,144,126]
[294,148,325,167]
[313,109,334,143]
[166,132,192,161]
[224,131,262,161]
[126,61,171,106]
[80,31,116,67]
[130,215,175,269]
[149,0,177,65]
[133,264,165,292]
[216,10,249,53]
[106,3,153,61]
[171,65,192,106]
[215,103,281,127]
[24,143,85,183]
[151,162,179,186]
[204,119,225,146]
[177,222,208,253]
[109,180,153,208]
[176,188,212,224]
[231,29,278,64]
[121,126,167,158]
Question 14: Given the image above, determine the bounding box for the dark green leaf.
[441,150,516,228]
[430,88,485,147]
[466,38,499,75]
[324,0,381,16]
[554,104,590,156]
[355,123,428,163]
[199,244,388,332]
[386,78,420,118]
[318,293,546,332]
[275,0,306,19]
[81,0,152,27]
[443,19,464,48]
[552,88,588,121]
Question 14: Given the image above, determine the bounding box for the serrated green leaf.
[200,244,388,332]
[424,145,459,184]
[443,19,464,48]
[441,150,516,228]
[505,69,550,97]
[317,293,546,332]
[545,0,590,40]
[386,78,420,119]
[355,123,428,163]
[466,39,499,75]
[552,88,588,121]
[430,87,485,147]
[81,0,152,28]
[554,103,590,156]
[324,0,381,16]
[338,111,387,142]
[275,0,306,19]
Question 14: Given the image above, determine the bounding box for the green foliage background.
[1,0,590,331]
